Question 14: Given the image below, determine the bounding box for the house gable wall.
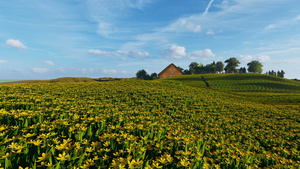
[159,64,183,79]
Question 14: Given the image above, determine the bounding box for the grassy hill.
[161,73,300,105]
[163,73,300,93]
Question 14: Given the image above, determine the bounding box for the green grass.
[164,73,300,93]
[161,73,300,105]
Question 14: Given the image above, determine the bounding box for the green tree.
[176,66,184,73]
[277,70,285,78]
[189,62,199,69]
[150,72,158,80]
[239,67,246,73]
[183,69,190,75]
[216,61,224,73]
[225,57,240,73]
[136,69,150,80]
[247,60,263,73]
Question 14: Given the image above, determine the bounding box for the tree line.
[136,57,285,79]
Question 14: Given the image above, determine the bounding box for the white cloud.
[0,60,7,63]
[43,60,55,66]
[294,14,300,20]
[32,68,48,73]
[103,69,117,74]
[6,39,27,50]
[206,30,215,35]
[127,51,149,58]
[161,45,187,59]
[164,19,201,33]
[121,70,127,74]
[162,46,216,60]
[283,58,300,64]
[240,55,271,63]
[188,49,215,60]
[97,22,113,37]
[88,49,117,56]
[88,49,149,58]
[265,24,276,30]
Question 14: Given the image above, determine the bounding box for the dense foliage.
[0,75,299,168]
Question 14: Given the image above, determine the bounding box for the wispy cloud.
[203,0,215,16]
[43,60,55,66]
[265,13,300,31]
[88,49,149,58]
[103,69,117,74]
[163,18,201,33]
[0,60,7,63]
[86,0,155,38]
[6,39,27,50]
[240,55,271,63]
[32,68,48,74]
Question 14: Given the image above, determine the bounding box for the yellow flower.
[118,164,126,169]
[102,154,109,161]
[151,161,162,169]
[32,139,43,146]
[23,133,36,138]
[45,163,52,167]
[103,141,110,147]
[2,153,10,159]
[86,147,93,153]
[128,159,136,169]
[180,158,190,167]
[18,167,30,169]
[37,153,48,162]
[135,158,143,168]
[56,152,70,161]
[214,164,221,169]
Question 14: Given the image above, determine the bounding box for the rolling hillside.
[163,73,300,93]
[161,73,300,105]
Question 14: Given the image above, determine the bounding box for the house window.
[170,68,175,74]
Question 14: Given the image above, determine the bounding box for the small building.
[158,63,184,79]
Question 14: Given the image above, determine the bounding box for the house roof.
[158,63,183,75]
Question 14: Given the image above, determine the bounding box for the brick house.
[158,63,184,79]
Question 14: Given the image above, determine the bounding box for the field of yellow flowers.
[0,77,299,168]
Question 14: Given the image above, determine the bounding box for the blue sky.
[1,0,300,79]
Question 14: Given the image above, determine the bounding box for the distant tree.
[277,70,285,78]
[183,69,190,75]
[247,60,263,73]
[136,69,150,80]
[210,61,217,73]
[176,66,184,73]
[204,62,217,74]
[189,67,195,74]
[216,61,224,73]
[239,67,247,73]
[150,72,158,80]
[225,57,241,73]
[189,62,199,69]
[189,62,199,74]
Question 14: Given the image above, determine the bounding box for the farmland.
[0,74,300,168]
